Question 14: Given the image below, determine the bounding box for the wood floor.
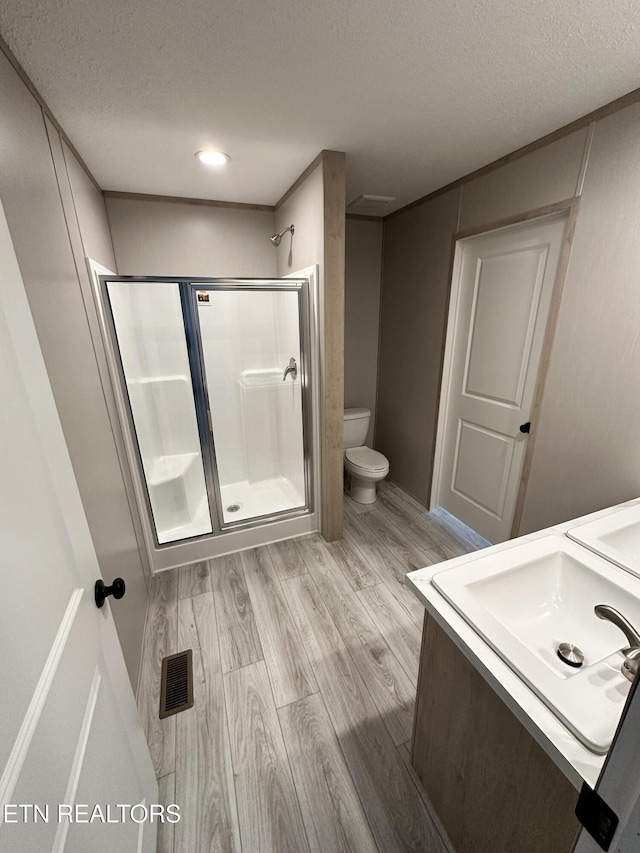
[139,481,488,853]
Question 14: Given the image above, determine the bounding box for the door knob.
[519,422,531,434]
[95,577,126,609]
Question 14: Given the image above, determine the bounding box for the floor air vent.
[159,650,194,719]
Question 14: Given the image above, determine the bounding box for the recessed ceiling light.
[195,150,230,167]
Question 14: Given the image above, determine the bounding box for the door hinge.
[575,782,619,851]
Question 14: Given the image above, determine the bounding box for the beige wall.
[0,49,148,688]
[275,154,346,541]
[379,100,640,534]
[63,141,118,271]
[275,165,324,276]
[275,162,328,537]
[376,190,460,504]
[458,128,589,231]
[344,219,383,446]
[520,103,640,532]
[106,196,277,277]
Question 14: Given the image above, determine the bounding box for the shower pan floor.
[219,477,305,523]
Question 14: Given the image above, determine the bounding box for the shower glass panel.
[106,281,212,544]
[195,285,307,525]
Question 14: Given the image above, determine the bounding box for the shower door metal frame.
[98,276,219,548]
[183,278,314,533]
[98,275,314,550]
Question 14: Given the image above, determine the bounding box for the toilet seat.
[344,446,389,473]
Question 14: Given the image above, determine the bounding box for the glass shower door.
[193,282,309,526]
[105,280,213,544]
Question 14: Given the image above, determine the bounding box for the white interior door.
[435,214,566,543]
[0,203,157,852]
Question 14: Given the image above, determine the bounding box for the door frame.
[430,197,580,539]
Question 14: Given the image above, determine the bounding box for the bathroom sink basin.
[568,503,640,579]
[432,535,639,753]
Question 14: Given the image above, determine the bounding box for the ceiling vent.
[347,194,396,212]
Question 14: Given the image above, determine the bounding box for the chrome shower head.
[269,224,295,247]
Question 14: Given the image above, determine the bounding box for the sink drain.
[226,503,241,513]
[557,642,585,668]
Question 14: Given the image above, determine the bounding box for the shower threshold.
[219,477,304,523]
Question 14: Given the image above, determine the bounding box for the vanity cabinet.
[411,613,580,853]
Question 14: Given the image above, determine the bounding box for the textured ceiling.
[2,0,640,213]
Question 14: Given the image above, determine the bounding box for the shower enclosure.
[98,275,317,571]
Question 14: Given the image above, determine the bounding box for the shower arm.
[269,224,295,246]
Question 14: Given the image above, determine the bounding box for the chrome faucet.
[283,357,297,382]
[595,604,640,682]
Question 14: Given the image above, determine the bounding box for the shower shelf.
[156,495,211,545]
[239,368,285,388]
[147,454,210,543]
[130,374,188,385]
[147,452,200,486]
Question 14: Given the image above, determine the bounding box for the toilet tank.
[343,407,371,448]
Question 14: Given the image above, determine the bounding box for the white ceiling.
[2,0,640,215]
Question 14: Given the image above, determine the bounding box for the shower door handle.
[283,357,297,382]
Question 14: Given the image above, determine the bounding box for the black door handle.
[519,422,531,434]
[95,577,126,609]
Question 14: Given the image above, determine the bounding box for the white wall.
[345,218,383,446]
[105,196,277,277]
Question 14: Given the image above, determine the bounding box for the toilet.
[343,408,389,504]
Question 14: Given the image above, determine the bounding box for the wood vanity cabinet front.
[411,613,581,853]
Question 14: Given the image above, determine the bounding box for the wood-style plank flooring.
[143,481,488,853]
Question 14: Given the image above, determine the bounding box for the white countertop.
[406,499,640,791]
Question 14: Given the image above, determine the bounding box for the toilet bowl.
[343,408,389,504]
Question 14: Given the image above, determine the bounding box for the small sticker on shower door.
[196,291,210,303]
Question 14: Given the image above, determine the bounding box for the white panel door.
[436,215,566,543]
[0,202,157,852]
